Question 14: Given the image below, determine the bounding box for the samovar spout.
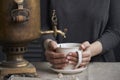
[40,27,66,38]
[40,10,66,38]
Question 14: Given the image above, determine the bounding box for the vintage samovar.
[0,0,65,78]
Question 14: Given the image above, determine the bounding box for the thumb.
[48,40,57,50]
[80,41,90,50]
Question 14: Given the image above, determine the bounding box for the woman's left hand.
[67,41,92,68]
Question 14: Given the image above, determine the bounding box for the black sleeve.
[98,0,120,52]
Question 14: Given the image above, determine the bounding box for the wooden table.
[10,62,120,80]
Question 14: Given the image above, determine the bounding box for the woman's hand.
[44,39,68,69]
[67,41,92,68]
[67,40,103,68]
[79,41,92,67]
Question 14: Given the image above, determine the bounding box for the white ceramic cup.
[56,43,82,70]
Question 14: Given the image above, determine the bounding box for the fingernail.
[69,61,72,64]
[81,45,85,49]
[67,56,71,59]
[66,59,68,62]
[69,53,72,55]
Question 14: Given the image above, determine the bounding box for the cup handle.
[75,50,82,68]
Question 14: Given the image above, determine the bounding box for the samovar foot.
[0,63,37,79]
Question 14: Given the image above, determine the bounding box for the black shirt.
[41,0,120,61]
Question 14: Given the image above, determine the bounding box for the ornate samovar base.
[0,45,37,79]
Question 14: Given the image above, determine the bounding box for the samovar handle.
[11,0,30,23]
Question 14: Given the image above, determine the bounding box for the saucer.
[50,67,87,74]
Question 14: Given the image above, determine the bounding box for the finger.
[46,51,66,59]
[82,50,91,58]
[82,57,91,62]
[78,66,86,68]
[80,62,89,66]
[80,41,90,50]
[48,41,57,50]
[67,55,78,62]
[45,50,54,61]
[68,61,77,66]
[45,51,51,61]
[67,52,78,57]
[49,58,68,65]
[53,63,67,69]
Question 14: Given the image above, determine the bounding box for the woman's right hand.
[44,39,68,69]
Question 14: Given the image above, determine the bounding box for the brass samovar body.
[0,0,41,78]
[0,0,40,44]
[0,0,65,79]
